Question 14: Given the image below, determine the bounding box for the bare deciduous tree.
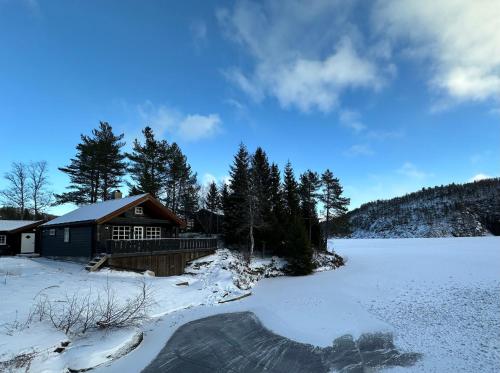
[27,161,53,218]
[0,162,29,218]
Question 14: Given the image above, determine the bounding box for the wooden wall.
[41,226,93,258]
[107,249,214,276]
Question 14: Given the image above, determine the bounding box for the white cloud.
[190,20,208,51]
[138,102,221,142]
[366,129,404,141]
[177,114,221,141]
[374,0,500,104]
[202,173,230,186]
[202,173,217,185]
[339,110,366,132]
[344,144,374,157]
[397,162,431,179]
[218,1,388,113]
[469,173,492,182]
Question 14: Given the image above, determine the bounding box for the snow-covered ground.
[100,237,500,373]
[1,238,499,372]
[0,250,289,371]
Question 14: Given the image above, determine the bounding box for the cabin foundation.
[107,248,214,276]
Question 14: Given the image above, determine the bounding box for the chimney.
[112,190,122,199]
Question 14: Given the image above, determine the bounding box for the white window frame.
[112,226,130,240]
[146,227,161,239]
[135,206,144,215]
[0,235,6,245]
[64,228,70,243]
[49,229,55,236]
[133,226,144,240]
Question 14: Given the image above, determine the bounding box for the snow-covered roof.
[41,194,148,227]
[0,220,43,232]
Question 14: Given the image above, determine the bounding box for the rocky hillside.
[348,178,500,238]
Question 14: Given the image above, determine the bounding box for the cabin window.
[49,229,55,236]
[133,226,144,239]
[64,228,70,243]
[112,226,130,240]
[0,235,6,245]
[135,206,144,215]
[146,227,161,239]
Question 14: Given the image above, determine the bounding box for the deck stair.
[85,254,108,272]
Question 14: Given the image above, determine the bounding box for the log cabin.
[39,191,217,275]
[39,191,186,260]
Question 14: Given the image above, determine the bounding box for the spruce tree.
[220,182,231,238]
[299,170,321,247]
[320,169,350,239]
[281,161,313,271]
[205,181,221,235]
[205,181,220,213]
[268,163,285,255]
[225,143,251,247]
[286,216,314,275]
[249,147,272,252]
[179,169,200,222]
[163,142,199,220]
[283,161,300,217]
[126,126,169,198]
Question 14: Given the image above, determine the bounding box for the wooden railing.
[105,238,218,255]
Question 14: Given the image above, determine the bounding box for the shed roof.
[41,194,186,228]
[0,220,43,233]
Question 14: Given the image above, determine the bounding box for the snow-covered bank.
[0,249,341,371]
[0,252,262,370]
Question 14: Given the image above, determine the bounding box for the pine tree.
[94,122,127,200]
[126,126,169,198]
[320,169,350,238]
[56,134,99,204]
[56,122,126,204]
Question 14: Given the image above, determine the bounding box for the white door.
[133,226,144,240]
[21,233,35,253]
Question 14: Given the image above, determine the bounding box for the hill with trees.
[347,178,500,238]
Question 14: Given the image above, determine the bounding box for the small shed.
[0,220,44,255]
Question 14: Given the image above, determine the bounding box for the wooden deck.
[104,238,218,276]
[105,237,218,255]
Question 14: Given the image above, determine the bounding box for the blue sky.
[1,0,499,215]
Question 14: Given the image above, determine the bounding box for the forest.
[348,178,500,238]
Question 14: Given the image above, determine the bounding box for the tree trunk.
[249,223,254,260]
